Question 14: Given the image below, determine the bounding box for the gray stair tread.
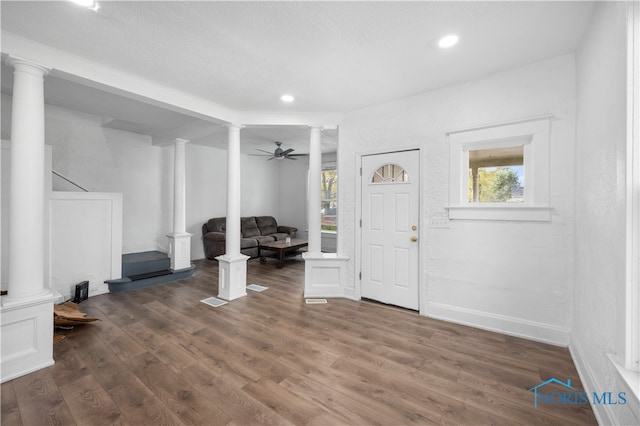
[123,251,169,263]
[108,265,195,293]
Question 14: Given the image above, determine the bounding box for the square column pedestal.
[303,253,350,299]
[1,293,59,383]
[216,254,249,301]
[167,232,192,271]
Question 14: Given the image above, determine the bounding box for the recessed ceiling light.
[280,95,295,102]
[68,0,100,11]
[438,34,459,49]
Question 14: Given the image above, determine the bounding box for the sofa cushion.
[254,235,276,244]
[270,233,291,241]
[241,238,259,249]
[241,217,261,237]
[206,217,226,233]
[256,216,278,236]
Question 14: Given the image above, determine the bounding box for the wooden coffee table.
[258,238,308,268]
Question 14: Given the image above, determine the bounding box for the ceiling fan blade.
[285,156,298,160]
[287,153,308,156]
[281,148,294,156]
[248,153,271,156]
[267,156,275,161]
[256,149,274,155]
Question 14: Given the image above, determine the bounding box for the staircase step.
[122,251,171,277]
[128,269,172,281]
[106,265,195,293]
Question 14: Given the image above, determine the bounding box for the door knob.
[412,225,417,231]
[411,236,418,242]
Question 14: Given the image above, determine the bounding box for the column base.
[167,232,192,271]
[303,253,350,299]
[216,253,249,301]
[1,291,59,383]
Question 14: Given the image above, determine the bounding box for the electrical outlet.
[429,217,450,228]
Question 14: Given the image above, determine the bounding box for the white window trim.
[446,115,554,221]
[624,0,640,374]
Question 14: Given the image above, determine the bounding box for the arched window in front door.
[371,164,409,183]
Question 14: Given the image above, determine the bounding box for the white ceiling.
[0,1,595,153]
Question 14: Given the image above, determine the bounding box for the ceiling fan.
[251,141,306,161]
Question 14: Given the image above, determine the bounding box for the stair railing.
[52,170,90,192]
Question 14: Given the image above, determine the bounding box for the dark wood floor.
[2,257,596,425]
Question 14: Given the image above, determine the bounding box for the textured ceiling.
[0,1,594,152]
[1,1,595,113]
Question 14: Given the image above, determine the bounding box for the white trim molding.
[625,0,640,374]
[427,301,570,346]
[447,115,554,221]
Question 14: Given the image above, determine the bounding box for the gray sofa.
[202,216,297,260]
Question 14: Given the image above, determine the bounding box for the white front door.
[361,150,420,310]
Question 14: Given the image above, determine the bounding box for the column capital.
[223,123,245,131]
[309,125,324,132]
[175,138,190,145]
[5,55,51,77]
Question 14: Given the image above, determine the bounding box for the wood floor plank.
[129,352,233,426]
[180,363,294,426]
[0,381,23,426]
[106,376,185,426]
[58,374,129,426]
[141,300,207,334]
[122,321,198,374]
[1,258,597,426]
[11,369,77,426]
[280,372,418,425]
[241,378,327,426]
[65,323,188,426]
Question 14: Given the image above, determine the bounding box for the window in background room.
[468,145,524,203]
[321,168,337,231]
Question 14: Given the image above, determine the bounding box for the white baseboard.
[426,301,570,346]
[570,340,640,426]
[569,340,614,425]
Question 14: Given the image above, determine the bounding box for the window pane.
[468,146,524,203]
[321,169,337,231]
[371,164,408,183]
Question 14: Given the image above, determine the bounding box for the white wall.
[43,104,172,254]
[278,157,309,238]
[50,192,122,300]
[339,54,577,344]
[572,2,639,425]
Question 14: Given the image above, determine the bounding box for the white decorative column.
[1,56,58,383]
[167,138,192,271]
[306,126,323,255]
[303,126,349,299]
[216,124,248,301]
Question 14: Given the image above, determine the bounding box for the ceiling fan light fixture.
[280,94,295,103]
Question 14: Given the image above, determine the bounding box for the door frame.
[355,147,425,315]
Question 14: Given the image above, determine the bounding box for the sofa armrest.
[277,226,297,236]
